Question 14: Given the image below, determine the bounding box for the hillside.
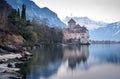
[6,0,66,27]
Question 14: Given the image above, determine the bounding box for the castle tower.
[68,18,76,28]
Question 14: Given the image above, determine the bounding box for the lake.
[21,44,120,79]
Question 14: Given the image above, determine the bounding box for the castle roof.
[74,24,81,29]
[80,26,87,33]
[68,18,76,23]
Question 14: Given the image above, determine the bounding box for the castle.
[63,18,89,44]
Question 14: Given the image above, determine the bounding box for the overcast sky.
[33,0,120,23]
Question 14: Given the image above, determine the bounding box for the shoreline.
[0,45,32,79]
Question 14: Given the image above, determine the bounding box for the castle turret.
[68,18,76,28]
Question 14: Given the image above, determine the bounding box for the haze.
[33,0,120,23]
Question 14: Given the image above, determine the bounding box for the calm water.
[22,44,120,79]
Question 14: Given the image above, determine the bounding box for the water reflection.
[63,45,89,69]
[25,47,63,79]
[21,44,120,79]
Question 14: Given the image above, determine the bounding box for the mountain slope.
[0,0,15,30]
[90,22,120,41]
[0,0,13,15]
[5,0,66,27]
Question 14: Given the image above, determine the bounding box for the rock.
[23,51,32,56]
[7,45,18,50]
[15,63,22,68]
[0,53,22,61]
[0,61,4,64]
[0,48,8,53]
[0,45,21,52]
[0,72,23,79]
[7,63,13,68]
[19,57,28,61]
[9,76,23,79]
[22,47,27,51]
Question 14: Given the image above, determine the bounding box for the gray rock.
[0,48,8,53]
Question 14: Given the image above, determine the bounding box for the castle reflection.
[63,45,89,69]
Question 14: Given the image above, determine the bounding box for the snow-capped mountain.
[63,16,108,30]
[90,21,120,41]
[64,16,120,41]
[5,0,66,27]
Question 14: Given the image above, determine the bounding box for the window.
[82,36,84,38]
[82,33,84,35]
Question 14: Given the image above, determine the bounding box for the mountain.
[63,16,108,30]
[0,0,15,30]
[0,0,13,15]
[5,0,66,27]
[90,22,120,41]
[64,16,120,41]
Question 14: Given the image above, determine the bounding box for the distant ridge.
[6,0,66,27]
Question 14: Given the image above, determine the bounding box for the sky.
[32,0,120,23]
